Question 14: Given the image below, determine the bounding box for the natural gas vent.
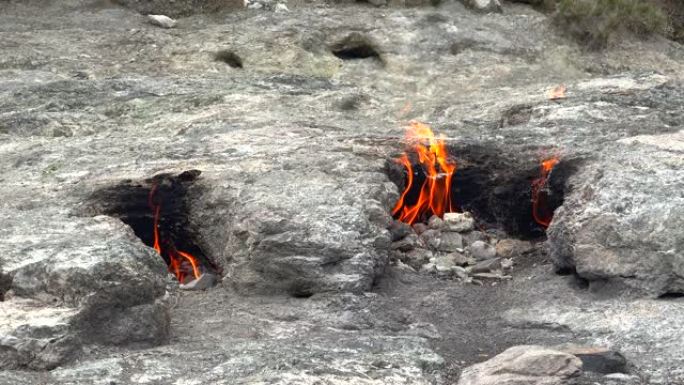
[214,49,243,69]
[387,122,576,239]
[84,170,217,289]
[331,33,383,63]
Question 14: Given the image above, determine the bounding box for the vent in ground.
[331,33,383,63]
[214,50,243,68]
[387,132,577,239]
[83,170,218,288]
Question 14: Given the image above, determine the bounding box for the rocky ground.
[0,0,683,384]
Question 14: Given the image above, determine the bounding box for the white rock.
[179,273,216,291]
[443,212,475,232]
[147,15,176,29]
[274,3,289,12]
[469,240,497,261]
[466,0,502,13]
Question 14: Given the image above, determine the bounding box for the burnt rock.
[389,220,414,241]
[557,345,628,374]
[413,223,428,235]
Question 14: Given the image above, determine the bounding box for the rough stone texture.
[463,0,501,13]
[113,0,242,17]
[548,132,684,296]
[0,215,169,369]
[457,345,582,385]
[1,0,684,382]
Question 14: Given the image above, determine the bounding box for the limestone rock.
[548,131,684,296]
[457,345,582,385]
[443,212,475,233]
[147,14,176,29]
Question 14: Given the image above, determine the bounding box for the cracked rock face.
[1,0,684,382]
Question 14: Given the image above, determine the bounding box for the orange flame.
[549,84,566,100]
[148,184,202,283]
[392,121,457,225]
[531,157,560,228]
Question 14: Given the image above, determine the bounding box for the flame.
[392,121,457,225]
[531,157,560,228]
[148,184,202,283]
[549,84,566,100]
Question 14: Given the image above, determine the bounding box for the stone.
[548,131,684,296]
[179,273,217,291]
[401,248,433,270]
[367,0,388,6]
[428,215,445,230]
[412,223,428,235]
[389,220,414,241]
[462,231,487,247]
[437,232,464,253]
[463,0,502,13]
[468,257,502,274]
[147,14,176,29]
[443,212,475,233]
[392,233,420,252]
[274,3,289,12]
[457,345,582,385]
[419,229,442,251]
[557,345,627,374]
[469,240,497,261]
[496,239,534,259]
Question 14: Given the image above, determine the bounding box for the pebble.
[443,212,475,232]
[179,273,216,290]
[469,240,497,261]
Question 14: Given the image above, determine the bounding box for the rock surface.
[0,0,683,383]
[457,345,582,385]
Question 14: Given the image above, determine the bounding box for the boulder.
[548,131,684,296]
[457,345,582,385]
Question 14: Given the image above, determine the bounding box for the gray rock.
[274,3,289,12]
[392,233,420,252]
[469,240,497,261]
[412,223,428,235]
[548,131,684,296]
[419,229,442,251]
[147,14,176,29]
[179,273,217,290]
[400,248,433,270]
[457,345,582,385]
[428,215,445,230]
[468,257,502,274]
[496,239,534,259]
[462,230,488,247]
[389,220,414,241]
[437,232,464,253]
[443,212,475,233]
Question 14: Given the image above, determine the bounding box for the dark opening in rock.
[214,50,243,69]
[0,273,11,301]
[84,170,218,286]
[331,33,382,63]
[659,292,684,299]
[388,140,575,239]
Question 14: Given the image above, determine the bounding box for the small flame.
[531,157,560,228]
[392,121,457,225]
[549,84,566,100]
[148,185,202,283]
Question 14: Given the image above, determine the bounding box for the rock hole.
[331,33,383,63]
[388,141,576,239]
[658,292,684,300]
[214,50,243,69]
[83,170,218,287]
[0,273,11,301]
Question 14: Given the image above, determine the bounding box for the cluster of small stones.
[389,212,534,284]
